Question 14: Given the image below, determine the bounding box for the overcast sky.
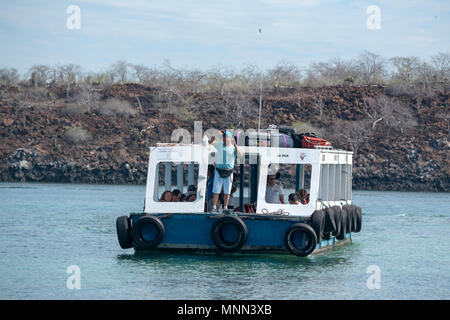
[0,0,449,74]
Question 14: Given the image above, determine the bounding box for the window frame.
[144,145,208,213]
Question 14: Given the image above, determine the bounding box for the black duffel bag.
[292,132,318,148]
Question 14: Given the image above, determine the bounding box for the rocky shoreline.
[1,84,449,191]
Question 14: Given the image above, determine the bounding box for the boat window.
[266,163,312,205]
[319,163,352,202]
[153,161,200,202]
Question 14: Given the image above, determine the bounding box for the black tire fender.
[322,232,332,241]
[331,206,341,236]
[116,215,133,249]
[311,209,326,243]
[355,206,362,233]
[349,205,358,232]
[131,215,165,249]
[352,205,358,232]
[343,205,354,233]
[284,223,318,257]
[336,208,348,240]
[211,216,248,252]
[323,207,336,233]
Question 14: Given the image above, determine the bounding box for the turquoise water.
[0,182,449,300]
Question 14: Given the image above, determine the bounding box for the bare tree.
[329,119,373,155]
[362,97,384,129]
[228,93,254,129]
[396,105,418,134]
[186,69,206,94]
[413,93,424,115]
[233,64,260,93]
[414,62,436,96]
[129,64,164,86]
[158,60,194,109]
[390,56,421,83]
[75,83,100,112]
[365,95,417,134]
[430,52,450,85]
[28,65,50,88]
[206,65,234,95]
[87,71,115,88]
[305,58,358,86]
[111,60,129,84]
[0,68,20,87]
[55,64,82,97]
[130,64,149,84]
[309,90,327,121]
[357,51,386,85]
[266,61,302,91]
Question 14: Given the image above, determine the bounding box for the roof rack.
[314,145,333,150]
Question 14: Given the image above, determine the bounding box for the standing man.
[211,130,243,212]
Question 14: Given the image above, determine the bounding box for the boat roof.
[151,143,353,165]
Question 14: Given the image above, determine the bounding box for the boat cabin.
[144,142,353,217]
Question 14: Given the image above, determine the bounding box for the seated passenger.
[288,193,299,205]
[186,191,196,202]
[171,189,182,202]
[265,173,285,204]
[182,185,197,202]
[159,190,173,202]
[296,189,310,205]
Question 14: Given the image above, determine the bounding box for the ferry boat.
[116,127,362,257]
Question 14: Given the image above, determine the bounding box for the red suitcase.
[301,135,330,148]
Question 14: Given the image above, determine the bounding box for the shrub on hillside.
[385,81,414,97]
[291,121,324,137]
[94,98,137,117]
[61,103,89,115]
[65,126,91,145]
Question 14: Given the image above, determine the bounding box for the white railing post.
[165,162,171,191]
[188,163,195,186]
[177,164,184,191]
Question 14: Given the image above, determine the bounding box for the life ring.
[131,215,165,249]
[311,210,325,243]
[116,216,133,249]
[355,206,362,233]
[284,223,318,257]
[336,207,348,240]
[211,216,248,252]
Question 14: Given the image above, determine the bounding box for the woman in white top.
[265,173,285,204]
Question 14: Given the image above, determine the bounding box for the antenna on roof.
[258,27,263,133]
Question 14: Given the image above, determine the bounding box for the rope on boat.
[261,208,290,216]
